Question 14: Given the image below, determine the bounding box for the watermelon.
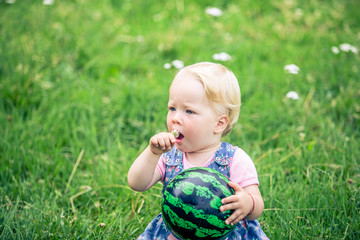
[162,167,235,240]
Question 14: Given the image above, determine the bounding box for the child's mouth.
[171,129,184,140]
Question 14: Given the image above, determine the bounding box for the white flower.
[339,43,358,54]
[331,46,340,54]
[205,7,223,17]
[163,63,172,69]
[350,46,358,54]
[171,60,184,69]
[284,64,300,74]
[212,52,232,61]
[163,60,185,69]
[339,43,352,52]
[43,0,54,5]
[5,0,16,3]
[99,223,106,228]
[286,91,299,100]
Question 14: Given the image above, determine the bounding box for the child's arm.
[220,183,264,225]
[127,132,177,192]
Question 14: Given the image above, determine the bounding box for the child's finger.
[221,195,239,205]
[149,132,176,155]
[225,208,249,225]
[220,196,243,213]
[150,136,160,147]
[224,209,241,225]
[228,181,243,193]
[228,214,245,226]
[156,136,166,149]
[163,136,174,150]
[152,133,176,151]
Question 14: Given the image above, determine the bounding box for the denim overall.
[138,142,269,240]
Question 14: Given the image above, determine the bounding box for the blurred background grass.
[1,0,359,239]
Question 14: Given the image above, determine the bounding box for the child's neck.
[185,141,222,167]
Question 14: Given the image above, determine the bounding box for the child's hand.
[149,132,177,155]
[220,182,253,225]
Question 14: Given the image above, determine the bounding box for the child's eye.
[169,107,176,112]
[186,110,194,114]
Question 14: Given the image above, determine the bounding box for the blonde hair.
[178,62,241,136]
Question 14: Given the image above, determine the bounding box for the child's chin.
[175,141,185,150]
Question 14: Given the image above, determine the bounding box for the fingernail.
[225,220,229,225]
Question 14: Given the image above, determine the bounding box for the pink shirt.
[156,147,259,188]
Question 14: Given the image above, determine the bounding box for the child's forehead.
[168,74,208,103]
[170,74,203,93]
[171,69,202,87]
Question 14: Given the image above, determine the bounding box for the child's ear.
[214,115,229,134]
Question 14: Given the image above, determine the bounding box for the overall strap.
[162,147,184,191]
[162,142,237,192]
[207,142,237,178]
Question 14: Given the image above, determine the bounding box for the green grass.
[1,0,359,239]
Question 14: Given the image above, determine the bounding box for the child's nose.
[172,111,182,124]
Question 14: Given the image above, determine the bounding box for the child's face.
[167,70,222,153]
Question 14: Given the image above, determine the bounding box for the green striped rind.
[162,167,235,239]
[181,167,230,183]
[163,204,227,238]
[170,180,228,211]
[170,169,233,197]
[163,185,229,228]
